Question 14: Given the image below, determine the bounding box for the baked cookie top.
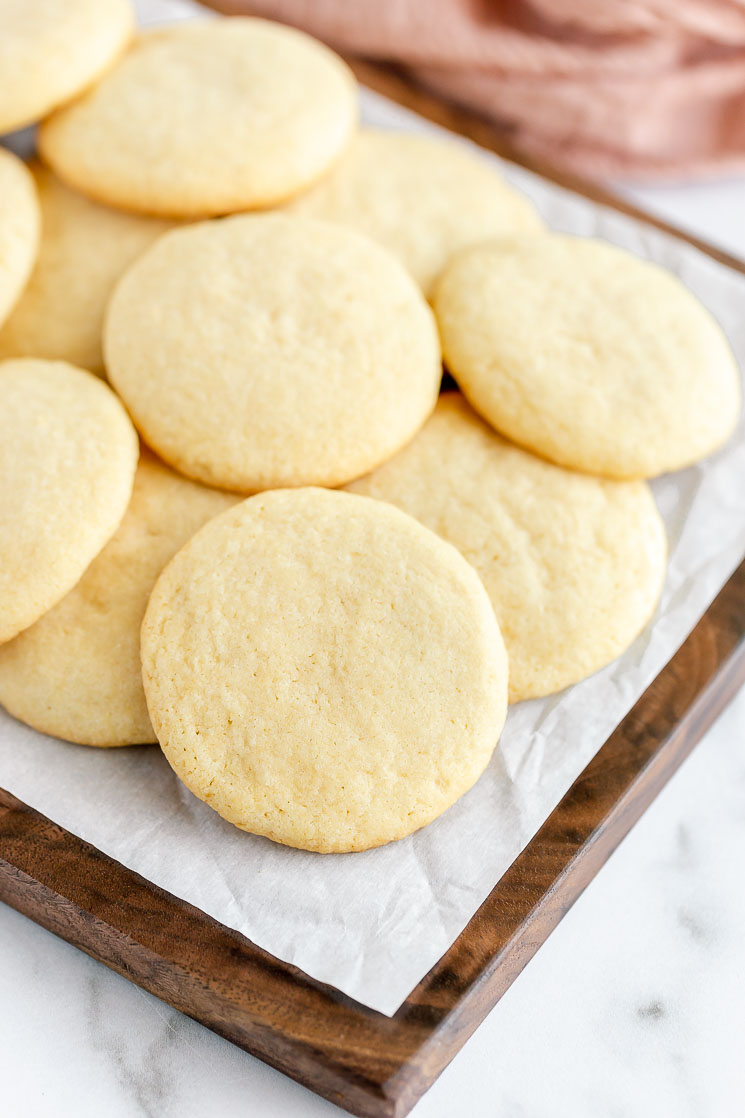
[0,164,174,374]
[0,149,39,329]
[0,451,237,746]
[287,128,543,295]
[141,487,508,853]
[0,358,138,644]
[0,0,133,134]
[349,394,667,701]
[39,19,358,217]
[434,234,741,478]
[104,214,441,492]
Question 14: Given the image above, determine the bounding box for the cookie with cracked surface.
[0,358,138,644]
[39,19,358,217]
[104,215,441,492]
[0,451,237,746]
[433,234,741,478]
[286,128,543,296]
[141,487,508,853]
[349,394,667,701]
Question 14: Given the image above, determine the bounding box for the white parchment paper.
[2,80,745,1016]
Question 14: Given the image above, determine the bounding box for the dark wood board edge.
[2,557,745,1118]
[3,55,745,1118]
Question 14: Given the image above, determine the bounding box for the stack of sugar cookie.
[0,4,740,853]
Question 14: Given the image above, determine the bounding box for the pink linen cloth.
[211,0,745,181]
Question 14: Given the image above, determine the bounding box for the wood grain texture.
[2,63,745,1118]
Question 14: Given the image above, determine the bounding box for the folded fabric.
[211,0,745,181]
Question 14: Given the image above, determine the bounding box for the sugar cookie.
[287,128,543,295]
[434,235,741,478]
[0,451,237,745]
[104,215,441,492]
[0,150,39,329]
[0,0,133,134]
[39,19,357,217]
[349,394,667,700]
[0,164,173,374]
[141,487,508,853]
[0,358,138,644]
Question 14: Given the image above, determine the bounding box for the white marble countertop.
[2,6,745,1111]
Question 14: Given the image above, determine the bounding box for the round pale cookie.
[0,359,138,645]
[0,452,238,746]
[349,394,667,701]
[434,235,741,479]
[0,0,133,134]
[38,20,358,217]
[141,487,508,853]
[0,150,39,329]
[0,164,174,374]
[104,215,441,492]
[287,128,544,295]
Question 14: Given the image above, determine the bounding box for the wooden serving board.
[3,62,745,1118]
